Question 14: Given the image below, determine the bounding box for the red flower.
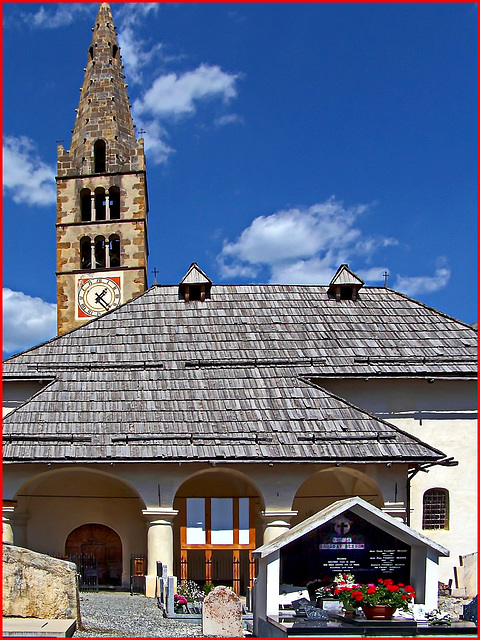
[398,583,404,587]
[367,587,376,594]
[405,585,415,593]
[383,578,394,585]
[387,584,399,592]
[378,578,383,583]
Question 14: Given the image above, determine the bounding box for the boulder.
[2,545,80,624]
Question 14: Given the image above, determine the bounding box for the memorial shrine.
[252,497,452,636]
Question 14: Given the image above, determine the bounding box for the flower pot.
[362,605,396,620]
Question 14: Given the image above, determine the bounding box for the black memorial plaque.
[280,510,410,586]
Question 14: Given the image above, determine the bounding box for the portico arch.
[173,468,264,595]
[291,467,384,527]
[12,467,146,588]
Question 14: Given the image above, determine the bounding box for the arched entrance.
[66,523,122,586]
[291,467,384,527]
[173,469,264,595]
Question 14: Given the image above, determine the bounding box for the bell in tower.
[56,2,149,335]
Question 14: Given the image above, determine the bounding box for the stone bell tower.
[56,2,149,335]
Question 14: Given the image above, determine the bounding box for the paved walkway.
[74,592,203,637]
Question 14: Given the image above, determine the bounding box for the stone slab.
[202,586,243,637]
[2,618,77,637]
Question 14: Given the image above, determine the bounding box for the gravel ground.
[74,592,204,637]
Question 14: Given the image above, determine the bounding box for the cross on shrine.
[383,271,389,288]
[337,521,349,535]
[152,267,159,285]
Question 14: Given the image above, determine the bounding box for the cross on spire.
[152,267,159,285]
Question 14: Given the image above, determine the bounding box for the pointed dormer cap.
[180,263,213,286]
[179,263,212,302]
[328,264,364,300]
[59,2,145,176]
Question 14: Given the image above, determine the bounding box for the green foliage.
[203,582,215,595]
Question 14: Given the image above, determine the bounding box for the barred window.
[422,488,449,530]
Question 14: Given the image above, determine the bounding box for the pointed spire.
[64,2,144,175]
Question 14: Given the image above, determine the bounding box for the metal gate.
[130,555,146,595]
[67,553,99,592]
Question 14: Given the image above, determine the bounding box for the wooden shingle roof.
[3,282,476,463]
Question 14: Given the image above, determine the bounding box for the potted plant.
[335,577,416,620]
[174,593,188,614]
[330,572,359,615]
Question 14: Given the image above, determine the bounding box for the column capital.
[381,502,407,522]
[142,508,178,525]
[261,510,298,523]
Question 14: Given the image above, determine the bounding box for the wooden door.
[66,523,122,586]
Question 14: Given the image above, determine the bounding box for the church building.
[3,3,476,599]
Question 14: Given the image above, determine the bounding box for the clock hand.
[95,288,110,310]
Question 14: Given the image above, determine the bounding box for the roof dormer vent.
[327,264,364,301]
[179,263,212,302]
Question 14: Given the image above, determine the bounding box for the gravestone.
[291,597,314,617]
[463,595,477,624]
[202,585,243,637]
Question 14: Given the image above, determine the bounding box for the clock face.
[77,276,122,318]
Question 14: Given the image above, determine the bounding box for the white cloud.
[357,267,390,283]
[117,26,162,85]
[132,64,240,165]
[3,136,56,206]
[3,289,56,356]
[269,257,341,285]
[218,198,394,283]
[116,3,160,27]
[22,4,93,29]
[135,119,175,165]
[394,259,451,297]
[214,113,244,127]
[134,64,239,119]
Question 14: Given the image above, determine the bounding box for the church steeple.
[67,2,140,176]
[56,2,149,335]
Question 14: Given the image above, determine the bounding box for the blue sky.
[3,2,477,357]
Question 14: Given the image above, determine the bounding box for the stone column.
[2,506,15,544]
[261,510,298,545]
[381,502,407,522]
[13,514,29,548]
[142,508,178,598]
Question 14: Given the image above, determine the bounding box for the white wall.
[316,378,477,583]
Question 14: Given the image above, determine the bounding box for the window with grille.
[422,489,449,530]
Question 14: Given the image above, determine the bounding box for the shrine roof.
[253,496,450,558]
